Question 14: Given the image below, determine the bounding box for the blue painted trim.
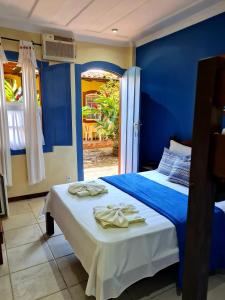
[5,50,53,155]
[75,61,125,181]
[80,61,125,76]
[5,50,18,61]
[11,149,25,155]
[75,64,83,181]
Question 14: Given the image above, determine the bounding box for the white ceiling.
[0,0,224,46]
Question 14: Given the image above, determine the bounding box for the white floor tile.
[47,235,73,259]
[84,165,118,181]
[0,275,13,300]
[4,224,43,249]
[28,197,46,211]
[207,280,225,300]
[0,250,9,277]
[151,287,180,300]
[41,289,72,300]
[56,254,88,287]
[7,240,53,272]
[39,221,63,237]
[69,283,95,300]
[11,261,66,300]
[8,200,31,216]
[32,207,46,223]
[3,212,37,231]
[152,275,225,300]
[207,275,225,300]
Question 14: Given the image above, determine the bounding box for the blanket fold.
[68,181,108,197]
[93,203,145,228]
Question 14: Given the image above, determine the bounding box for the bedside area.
[141,161,159,172]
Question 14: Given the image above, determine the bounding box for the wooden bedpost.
[46,212,54,236]
[182,56,225,300]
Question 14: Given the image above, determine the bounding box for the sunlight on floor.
[84,165,118,181]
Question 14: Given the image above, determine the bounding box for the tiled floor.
[1,197,225,300]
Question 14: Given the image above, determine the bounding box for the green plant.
[4,79,16,102]
[82,80,120,141]
[4,79,23,103]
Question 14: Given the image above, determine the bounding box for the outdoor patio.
[83,147,118,180]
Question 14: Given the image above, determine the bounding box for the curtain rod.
[1,37,42,46]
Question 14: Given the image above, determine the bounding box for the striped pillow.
[168,157,191,187]
[157,148,180,176]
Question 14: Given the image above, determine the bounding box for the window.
[85,93,101,121]
[3,61,42,150]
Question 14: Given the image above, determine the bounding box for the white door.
[120,67,141,174]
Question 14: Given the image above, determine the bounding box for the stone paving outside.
[83,147,118,180]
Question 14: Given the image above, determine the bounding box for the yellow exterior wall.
[1,26,133,197]
[76,42,133,68]
[81,79,104,95]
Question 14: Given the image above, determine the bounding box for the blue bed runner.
[100,173,225,287]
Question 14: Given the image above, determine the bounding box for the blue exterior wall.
[136,12,225,167]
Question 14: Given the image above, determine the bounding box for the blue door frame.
[75,61,125,181]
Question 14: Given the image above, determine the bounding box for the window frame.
[82,90,101,123]
[5,50,52,155]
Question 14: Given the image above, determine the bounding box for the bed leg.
[46,213,54,236]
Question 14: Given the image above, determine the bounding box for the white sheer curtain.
[0,38,12,186]
[6,103,25,150]
[18,40,45,185]
[120,67,141,174]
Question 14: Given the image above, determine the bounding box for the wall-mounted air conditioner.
[42,33,76,63]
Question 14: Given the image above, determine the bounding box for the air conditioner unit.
[42,33,76,63]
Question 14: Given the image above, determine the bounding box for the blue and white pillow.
[168,157,191,187]
[157,148,180,176]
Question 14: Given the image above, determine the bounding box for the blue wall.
[136,12,225,167]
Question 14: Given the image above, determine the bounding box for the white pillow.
[169,140,191,156]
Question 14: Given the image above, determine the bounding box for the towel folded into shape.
[68,181,108,197]
[93,203,145,229]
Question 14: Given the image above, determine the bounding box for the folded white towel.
[93,203,145,229]
[68,181,108,197]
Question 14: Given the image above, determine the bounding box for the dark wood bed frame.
[46,56,225,300]
[183,56,225,300]
[0,220,3,265]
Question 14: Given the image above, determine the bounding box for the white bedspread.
[44,171,225,300]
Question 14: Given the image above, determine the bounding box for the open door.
[120,67,141,174]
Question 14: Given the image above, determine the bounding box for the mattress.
[44,170,225,300]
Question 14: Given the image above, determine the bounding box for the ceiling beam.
[28,0,40,19]
[66,0,95,27]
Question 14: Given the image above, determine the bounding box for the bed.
[44,170,225,300]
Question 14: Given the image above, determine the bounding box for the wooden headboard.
[171,136,192,147]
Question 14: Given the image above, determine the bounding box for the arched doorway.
[75,61,125,180]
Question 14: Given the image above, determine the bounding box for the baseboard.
[8,191,49,202]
